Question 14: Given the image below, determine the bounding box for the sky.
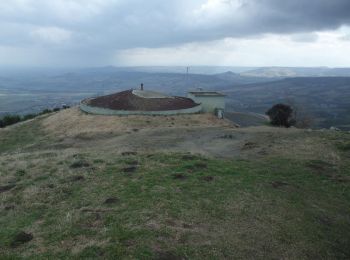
[1,0,350,67]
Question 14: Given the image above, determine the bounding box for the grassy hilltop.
[1,108,350,259]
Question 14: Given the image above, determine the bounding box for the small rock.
[258,149,268,155]
[182,155,196,160]
[104,197,119,205]
[271,181,289,188]
[182,223,192,229]
[194,162,207,169]
[0,184,16,193]
[155,251,182,260]
[123,166,137,173]
[243,142,257,149]
[70,160,90,169]
[173,173,186,180]
[70,175,85,182]
[11,231,33,247]
[201,176,214,182]
[121,151,137,156]
[4,205,15,211]
[127,160,138,165]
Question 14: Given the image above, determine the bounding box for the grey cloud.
[0,0,350,66]
[290,33,319,43]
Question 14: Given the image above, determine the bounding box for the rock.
[104,197,120,205]
[121,151,137,156]
[172,173,186,180]
[70,160,90,168]
[11,231,33,247]
[127,160,138,165]
[123,166,137,173]
[4,205,15,211]
[70,175,85,182]
[201,176,214,182]
[181,155,196,160]
[0,184,16,193]
[271,181,289,188]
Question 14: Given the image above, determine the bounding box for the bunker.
[80,89,202,116]
[187,91,226,118]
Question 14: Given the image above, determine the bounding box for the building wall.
[187,94,225,113]
[80,100,202,116]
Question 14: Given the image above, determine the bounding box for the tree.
[266,104,295,127]
[2,115,21,127]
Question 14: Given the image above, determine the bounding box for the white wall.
[187,94,225,113]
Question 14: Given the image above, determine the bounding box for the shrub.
[2,115,21,127]
[40,109,52,115]
[266,104,295,128]
[22,114,37,121]
[53,107,61,112]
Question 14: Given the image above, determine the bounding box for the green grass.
[1,117,350,259]
[337,142,350,151]
[1,152,350,259]
[0,120,50,154]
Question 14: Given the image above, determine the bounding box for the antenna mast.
[186,66,190,88]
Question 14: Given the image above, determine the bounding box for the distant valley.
[0,66,350,130]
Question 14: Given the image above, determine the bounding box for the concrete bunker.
[80,88,202,116]
[187,91,226,119]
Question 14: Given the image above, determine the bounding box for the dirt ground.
[41,108,338,162]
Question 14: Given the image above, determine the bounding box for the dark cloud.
[0,0,349,66]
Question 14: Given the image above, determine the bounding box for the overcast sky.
[1,0,350,67]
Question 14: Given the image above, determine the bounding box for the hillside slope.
[224,77,350,129]
[1,109,350,259]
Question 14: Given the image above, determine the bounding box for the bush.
[2,115,21,127]
[40,109,52,115]
[0,105,65,128]
[22,114,37,121]
[266,104,295,128]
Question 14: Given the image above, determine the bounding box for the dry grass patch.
[42,107,233,139]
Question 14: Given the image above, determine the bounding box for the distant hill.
[240,67,350,78]
[0,67,350,129]
[223,77,350,129]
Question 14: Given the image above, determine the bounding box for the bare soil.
[40,108,338,163]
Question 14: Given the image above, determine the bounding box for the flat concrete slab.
[132,90,173,99]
